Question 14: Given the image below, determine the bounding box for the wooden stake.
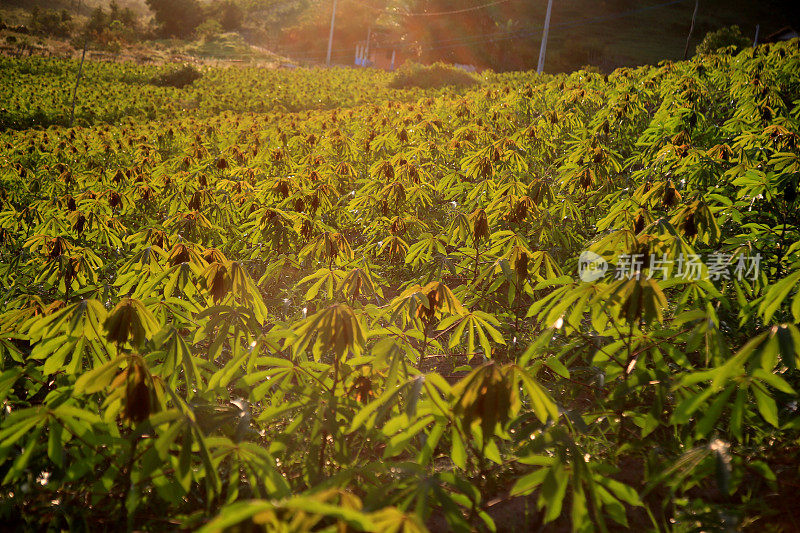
[69,38,88,128]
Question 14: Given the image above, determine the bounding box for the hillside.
[2,0,800,71]
[275,0,800,72]
[541,0,800,71]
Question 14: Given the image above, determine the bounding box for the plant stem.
[318,354,340,478]
[121,434,141,532]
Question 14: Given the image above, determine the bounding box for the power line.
[279,0,691,62]
[401,0,691,52]
[272,0,520,54]
[347,0,511,17]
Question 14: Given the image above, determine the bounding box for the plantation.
[1,38,800,531]
[0,57,446,130]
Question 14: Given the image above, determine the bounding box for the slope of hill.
[1,0,799,71]
[541,0,800,71]
[378,0,800,72]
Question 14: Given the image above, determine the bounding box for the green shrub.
[146,0,204,38]
[151,64,202,88]
[196,19,223,41]
[29,7,73,38]
[696,25,750,55]
[185,32,253,59]
[212,0,244,31]
[389,62,480,90]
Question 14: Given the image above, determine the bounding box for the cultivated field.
[1,41,800,531]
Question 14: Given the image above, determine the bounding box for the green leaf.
[348,378,411,433]
[753,368,796,394]
[2,427,42,484]
[760,270,800,323]
[292,304,365,359]
[695,385,735,437]
[600,477,643,507]
[451,426,466,470]
[73,355,126,395]
[511,468,548,496]
[514,365,558,423]
[752,383,779,427]
[540,462,569,523]
[0,368,22,404]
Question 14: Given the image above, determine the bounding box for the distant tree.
[146,0,204,38]
[86,6,108,35]
[280,0,412,65]
[696,25,750,55]
[109,1,138,29]
[248,0,313,30]
[109,1,122,21]
[29,7,73,38]
[197,18,223,41]
[215,0,244,32]
[402,0,544,70]
[75,2,141,49]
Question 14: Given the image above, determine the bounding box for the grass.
[183,32,257,61]
[389,62,481,90]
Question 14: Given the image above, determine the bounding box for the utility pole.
[683,0,699,59]
[753,24,760,47]
[537,0,553,74]
[364,26,371,67]
[326,0,338,66]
